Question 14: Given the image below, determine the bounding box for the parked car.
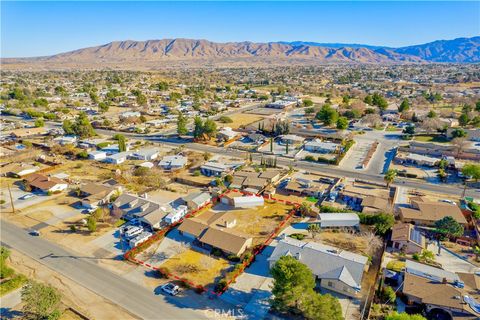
[439,199,457,205]
[29,230,40,236]
[124,226,143,239]
[160,283,180,296]
[20,194,36,200]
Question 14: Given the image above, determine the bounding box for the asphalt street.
[0,220,209,320]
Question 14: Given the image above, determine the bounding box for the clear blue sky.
[1,1,479,58]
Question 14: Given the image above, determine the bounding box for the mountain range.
[2,36,479,69]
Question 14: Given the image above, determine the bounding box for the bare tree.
[363,231,382,256]
[452,137,469,157]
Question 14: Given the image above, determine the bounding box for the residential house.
[390,223,427,254]
[399,200,467,227]
[405,141,480,161]
[159,155,187,171]
[361,195,391,213]
[129,148,159,161]
[181,192,211,210]
[283,179,330,198]
[24,173,68,193]
[101,144,131,155]
[112,194,168,229]
[0,163,39,177]
[178,211,252,256]
[401,260,480,319]
[164,205,188,225]
[79,182,120,209]
[200,162,231,177]
[447,128,480,142]
[217,127,239,142]
[104,151,131,164]
[88,150,107,161]
[268,237,369,298]
[395,153,440,167]
[53,135,78,146]
[279,134,305,146]
[304,139,340,154]
[9,127,47,139]
[265,100,297,109]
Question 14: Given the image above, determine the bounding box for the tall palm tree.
[384,169,398,188]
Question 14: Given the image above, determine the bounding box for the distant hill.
[394,36,480,63]
[2,37,478,70]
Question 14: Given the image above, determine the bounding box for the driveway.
[429,242,480,273]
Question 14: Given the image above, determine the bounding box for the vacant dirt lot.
[216,114,264,129]
[212,200,294,245]
[160,249,230,287]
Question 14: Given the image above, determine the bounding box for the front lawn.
[413,134,448,143]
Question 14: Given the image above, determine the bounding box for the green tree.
[372,93,388,110]
[364,95,373,105]
[385,312,426,320]
[459,113,470,127]
[315,104,339,126]
[307,224,321,239]
[271,256,342,320]
[336,116,348,130]
[218,116,233,123]
[462,163,480,181]
[384,169,398,188]
[419,249,435,263]
[34,118,45,128]
[193,116,204,139]
[359,213,395,236]
[33,98,48,108]
[380,285,396,304]
[427,110,437,118]
[435,216,464,238]
[87,215,97,233]
[21,281,62,320]
[203,118,217,138]
[62,120,75,135]
[398,98,410,112]
[452,128,467,138]
[72,112,95,138]
[98,102,109,113]
[177,113,188,135]
[117,134,127,152]
[303,99,314,107]
[403,125,415,135]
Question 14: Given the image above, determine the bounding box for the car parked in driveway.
[160,283,180,296]
[20,194,36,200]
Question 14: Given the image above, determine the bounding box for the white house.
[101,144,130,155]
[317,213,360,229]
[304,139,340,154]
[104,152,130,164]
[88,150,107,161]
[164,205,188,225]
[217,127,239,142]
[279,134,305,146]
[53,135,78,146]
[200,162,230,177]
[129,148,159,161]
[24,173,69,193]
[159,155,187,171]
[232,195,265,208]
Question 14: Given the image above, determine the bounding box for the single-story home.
[181,192,211,210]
[104,151,131,164]
[304,139,340,154]
[268,237,369,298]
[159,155,187,171]
[79,182,120,209]
[390,223,426,254]
[112,194,168,229]
[88,150,107,161]
[399,200,467,227]
[129,148,159,161]
[0,163,39,177]
[24,173,68,193]
[200,161,231,177]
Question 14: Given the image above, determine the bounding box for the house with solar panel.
[390,223,427,254]
[268,237,369,298]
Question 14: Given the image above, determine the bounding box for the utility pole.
[7,184,15,214]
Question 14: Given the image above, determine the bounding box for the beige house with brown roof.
[24,173,68,193]
[79,182,121,209]
[399,200,467,227]
[178,210,252,256]
[403,272,480,319]
[391,223,426,254]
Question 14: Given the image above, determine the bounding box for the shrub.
[214,279,228,293]
[211,248,222,257]
[304,155,315,162]
[289,233,306,240]
[227,254,240,262]
[77,151,88,159]
[0,274,27,296]
[412,253,420,261]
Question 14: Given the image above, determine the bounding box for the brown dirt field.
[160,249,230,287]
[215,114,264,129]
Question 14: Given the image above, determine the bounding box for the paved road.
[0,220,208,320]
